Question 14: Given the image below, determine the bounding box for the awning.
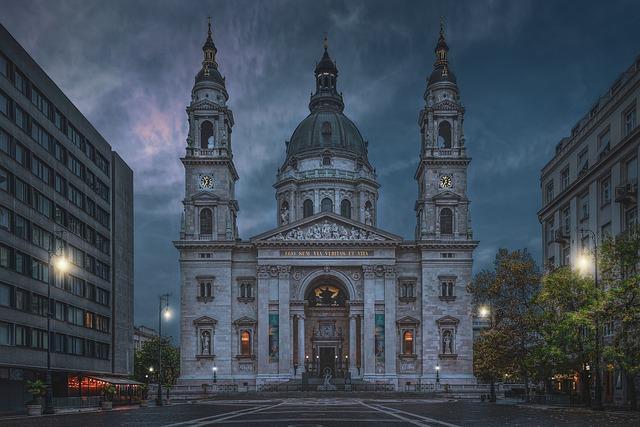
[89,376,143,385]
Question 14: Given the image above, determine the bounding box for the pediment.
[431,190,462,201]
[436,315,460,326]
[251,212,402,243]
[191,191,221,202]
[193,316,217,326]
[233,316,257,326]
[190,99,226,112]
[396,316,420,325]
[431,99,463,112]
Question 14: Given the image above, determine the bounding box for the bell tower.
[415,20,472,242]
[181,19,238,241]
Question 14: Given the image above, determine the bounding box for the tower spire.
[202,17,218,72]
[309,34,343,113]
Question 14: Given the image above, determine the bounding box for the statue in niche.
[201,330,211,355]
[334,290,347,307]
[280,206,289,225]
[364,206,372,226]
[442,330,453,354]
[319,287,334,305]
[308,291,318,307]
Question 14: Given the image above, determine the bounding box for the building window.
[601,177,611,206]
[399,280,416,302]
[402,330,414,355]
[303,199,314,218]
[0,206,10,231]
[561,167,569,191]
[340,199,351,219]
[625,206,637,231]
[545,181,554,203]
[0,321,12,346]
[601,222,612,238]
[201,120,214,149]
[580,194,589,220]
[0,283,10,306]
[198,281,213,301]
[240,330,251,355]
[439,208,453,235]
[623,105,637,137]
[597,129,610,158]
[440,279,455,300]
[15,325,27,347]
[238,279,255,302]
[200,208,213,235]
[560,206,570,234]
[321,197,333,213]
[626,157,638,183]
[438,121,452,149]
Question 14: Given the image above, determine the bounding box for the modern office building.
[175,22,478,390]
[0,23,134,412]
[538,53,640,406]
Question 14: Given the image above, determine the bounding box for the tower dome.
[285,37,369,162]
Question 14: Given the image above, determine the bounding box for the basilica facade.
[174,22,478,389]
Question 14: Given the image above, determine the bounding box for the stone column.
[278,266,291,376]
[289,189,295,223]
[297,315,305,376]
[314,189,319,214]
[257,266,270,376]
[349,314,357,377]
[334,189,340,215]
[384,266,397,379]
[363,265,376,377]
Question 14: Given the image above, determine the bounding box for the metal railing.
[52,396,102,408]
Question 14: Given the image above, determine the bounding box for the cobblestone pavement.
[1,397,639,426]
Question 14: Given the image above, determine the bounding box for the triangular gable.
[191,191,221,202]
[431,190,462,201]
[396,316,420,325]
[250,212,402,243]
[193,316,217,326]
[436,315,460,326]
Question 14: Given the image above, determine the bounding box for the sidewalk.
[0,403,142,421]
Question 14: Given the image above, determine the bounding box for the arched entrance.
[303,275,350,377]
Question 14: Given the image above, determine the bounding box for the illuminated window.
[240,330,251,355]
[402,330,414,355]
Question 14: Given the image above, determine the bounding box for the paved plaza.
[1,397,639,427]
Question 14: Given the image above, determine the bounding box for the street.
[1,397,639,427]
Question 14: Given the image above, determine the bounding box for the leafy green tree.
[536,267,598,404]
[134,337,180,386]
[468,248,542,401]
[599,225,640,410]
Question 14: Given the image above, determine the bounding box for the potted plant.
[139,384,149,407]
[101,384,116,410]
[25,379,46,416]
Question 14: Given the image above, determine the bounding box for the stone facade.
[175,23,478,389]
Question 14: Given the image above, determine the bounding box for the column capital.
[278,265,291,278]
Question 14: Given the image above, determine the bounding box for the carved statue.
[201,331,211,355]
[280,206,289,225]
[364,206,373,225]
[334,290,347,307]
[319,287,334,305]
[442,330,453,354]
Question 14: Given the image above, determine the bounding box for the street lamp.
[156,294,170,406]
[579,228,603,411]
[478,305,497,402]
[43,232,68,415]
[435,365,440,384]
[212,366,217,384]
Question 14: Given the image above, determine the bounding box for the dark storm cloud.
[2,0,639,339]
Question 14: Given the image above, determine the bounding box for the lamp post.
[479,305,496,402]
[435,364,440,385]
[212,365,217,384]
[43,233,68,415]
[578,229,603,411]
[156,294,170,406]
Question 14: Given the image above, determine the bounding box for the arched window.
[321,122,332,146]
[240,330,251,355]
[438,121,452,149]
[403,330,414,355]
[200,208,213,235]
[200,121,214,149]
[321,197,333,213]
[303,199,314,218]
[340,199,351,218]
[440,208,453,235]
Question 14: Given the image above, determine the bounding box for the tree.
[468,248,542,401]
[134,337,180,386]
[536,267,598,404]
[599,225,640,410]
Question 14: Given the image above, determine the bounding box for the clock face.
[439,175,453,189]
[199,175,214,189]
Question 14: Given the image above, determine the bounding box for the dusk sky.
[2,0,639,339]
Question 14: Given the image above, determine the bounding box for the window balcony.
[615,181,637,205]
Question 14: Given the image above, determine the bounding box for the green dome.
[286,110,367,158]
